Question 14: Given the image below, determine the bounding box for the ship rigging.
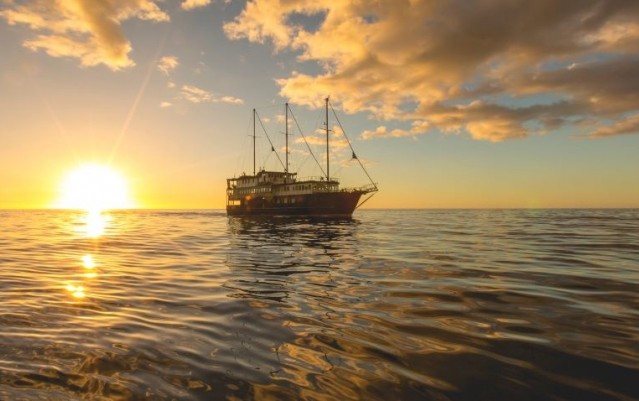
[226,98,378,216]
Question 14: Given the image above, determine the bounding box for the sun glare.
[56,163,135,212]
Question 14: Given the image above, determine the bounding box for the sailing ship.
[226,98,378,217]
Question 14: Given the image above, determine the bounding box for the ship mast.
[252,108,256,176]
[325,97,330,182]
[285,103,289,175]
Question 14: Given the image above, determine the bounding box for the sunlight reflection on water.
[81,254,96,269]
[81,210,108,238]
[61,211,111,302]
[0,209,638,400]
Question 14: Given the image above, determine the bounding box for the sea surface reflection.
[1,209,638,400]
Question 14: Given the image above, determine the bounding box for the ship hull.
[227,191,364,217]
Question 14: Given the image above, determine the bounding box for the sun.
[56,163,135,212]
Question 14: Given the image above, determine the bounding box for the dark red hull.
[227,191,364,217]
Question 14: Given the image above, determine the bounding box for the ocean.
[0,209,638,401]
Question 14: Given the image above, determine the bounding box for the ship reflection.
[224,216,387,396]
[228,216,359,248]
[224,216,360,303]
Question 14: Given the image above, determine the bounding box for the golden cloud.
[296,126,349,149]
[225,0,639,141]
[0,0,169,70]
[584,114,639,138]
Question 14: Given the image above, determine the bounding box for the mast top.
[325,96,330,182]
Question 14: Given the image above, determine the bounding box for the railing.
[295,176,339,183]
[341,183,379,193]
[228,179,378,196]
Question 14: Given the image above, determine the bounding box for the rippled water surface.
[1,209,638,400]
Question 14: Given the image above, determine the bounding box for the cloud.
[220,95,244,105]
[160,101,172,108]
[224,0,309,50]
[181,85,214,103]
[157,55,178,75]
[0,0,169,70]
[584,113,639,138]
[180,84,244,105]
[181,0,213,11]
[360,127,411,141]
[361,121,431,140]
[225,0,639,141]
[295,126,349,149]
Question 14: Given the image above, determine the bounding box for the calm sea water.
[0,209,638,401]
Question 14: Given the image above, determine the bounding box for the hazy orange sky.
[1,0,638,209]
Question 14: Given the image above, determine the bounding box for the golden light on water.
[83,254,98,279]
[65,212,109,300]
[82,254,96,269]
[66,283,86,299]
[83,210,108,238]
[65,253,101,300]
[56,163,135,213]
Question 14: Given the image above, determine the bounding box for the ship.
[226,98,378,217]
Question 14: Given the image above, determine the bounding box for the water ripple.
[0,209,638,400]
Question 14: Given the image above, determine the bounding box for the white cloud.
[181,85,214,103]
[180,84,243,105]
[160,101,172,108]
[157,55,179,75]
[0,0,170,70]
[220,95,244,105]
[181,0,213,11]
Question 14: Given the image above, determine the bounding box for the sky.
[1,0,638,209]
